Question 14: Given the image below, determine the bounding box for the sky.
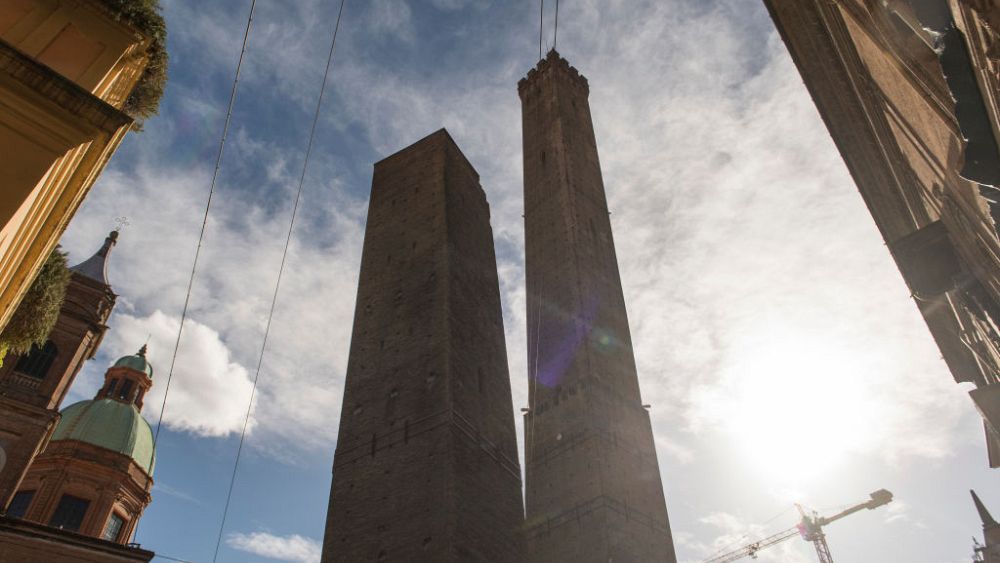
[53,0,998,562]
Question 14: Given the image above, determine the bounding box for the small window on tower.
[117,380,134,402]
[7,490,34,519]
[102,513,125,542]
[49,494,90,532]
[13,341,58,379]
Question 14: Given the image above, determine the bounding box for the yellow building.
[0,0,165,333]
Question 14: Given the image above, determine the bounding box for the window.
[7,490,34,519]
[104,378,119,398]
[102,513,125,542]
[13,341,57,379]
[117,380,134,402]
[49,494,90,532]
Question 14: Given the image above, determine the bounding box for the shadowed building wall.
[519,51,677,563]
[762,0,1000,468]
[321,129,524,563]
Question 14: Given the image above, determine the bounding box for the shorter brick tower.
[0,231,118,508]
[974,490,1000,563]
[321,130,524,562]
[9,346,156,546]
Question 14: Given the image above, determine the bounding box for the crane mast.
[702,489,893,563]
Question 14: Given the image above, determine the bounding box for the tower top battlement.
[518,50,589,99]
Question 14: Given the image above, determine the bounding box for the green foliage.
[0,249,71,355]
[99,0,169,127]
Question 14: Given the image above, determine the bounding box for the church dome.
[51,399,156,476]
[113,345,153,378]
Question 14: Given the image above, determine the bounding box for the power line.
[525,292,543,482]
[538,0,545,59]
[134,0,258,543]
[210,1,348,561]
[554,0,560,51]
[151,0,259,449]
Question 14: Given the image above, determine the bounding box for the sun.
[710,324,878,486]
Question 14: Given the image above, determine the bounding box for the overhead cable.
[210,1,349,561]
[135,0,258,543]
[554,0,560,50]
[151,0,259,448]
[539,0,545,59]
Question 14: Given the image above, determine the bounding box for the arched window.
[116,380,134,402]
[13,341,57,379]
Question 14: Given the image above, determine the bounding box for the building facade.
[763,0,1000,466]
[0,231,117,508]
[321,130,524,562]
[519,51,677,563]
[1,347,156,562]
[0,0,160,333]
[974,490,1000,563]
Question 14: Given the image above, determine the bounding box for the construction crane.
[702,489,893,563]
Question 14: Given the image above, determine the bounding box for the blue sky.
[55,0,996,562]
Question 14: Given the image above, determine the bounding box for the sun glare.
[715,326,878,486]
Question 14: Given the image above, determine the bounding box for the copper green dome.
[113,344,153,379]
[51,399,156,476]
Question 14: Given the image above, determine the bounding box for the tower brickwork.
[321,130,524,562]
[0,232,118,508]
[519,51,677,563]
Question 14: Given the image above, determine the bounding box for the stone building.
[974,490,1000,563]
[763,0,1000,466]
[519,51,677,563]
[321,130,524,562]
[0,0,163,333]
[0,231,118,509]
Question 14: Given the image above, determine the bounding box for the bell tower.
[0,231,118,508]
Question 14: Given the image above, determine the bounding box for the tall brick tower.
[321,130,524,562]
[519,51,677,563]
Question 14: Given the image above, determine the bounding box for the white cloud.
[227,531,321,563]
[368,0,415,41]
[104,311,255,438]
[62,145,363,450]
[430,0,488,11]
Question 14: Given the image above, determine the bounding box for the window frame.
[13,341,58,380]
[6,490,34,519]
[101,511,126,542]
[48,494,90,532]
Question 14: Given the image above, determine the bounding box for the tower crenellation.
[518,50,590,100]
